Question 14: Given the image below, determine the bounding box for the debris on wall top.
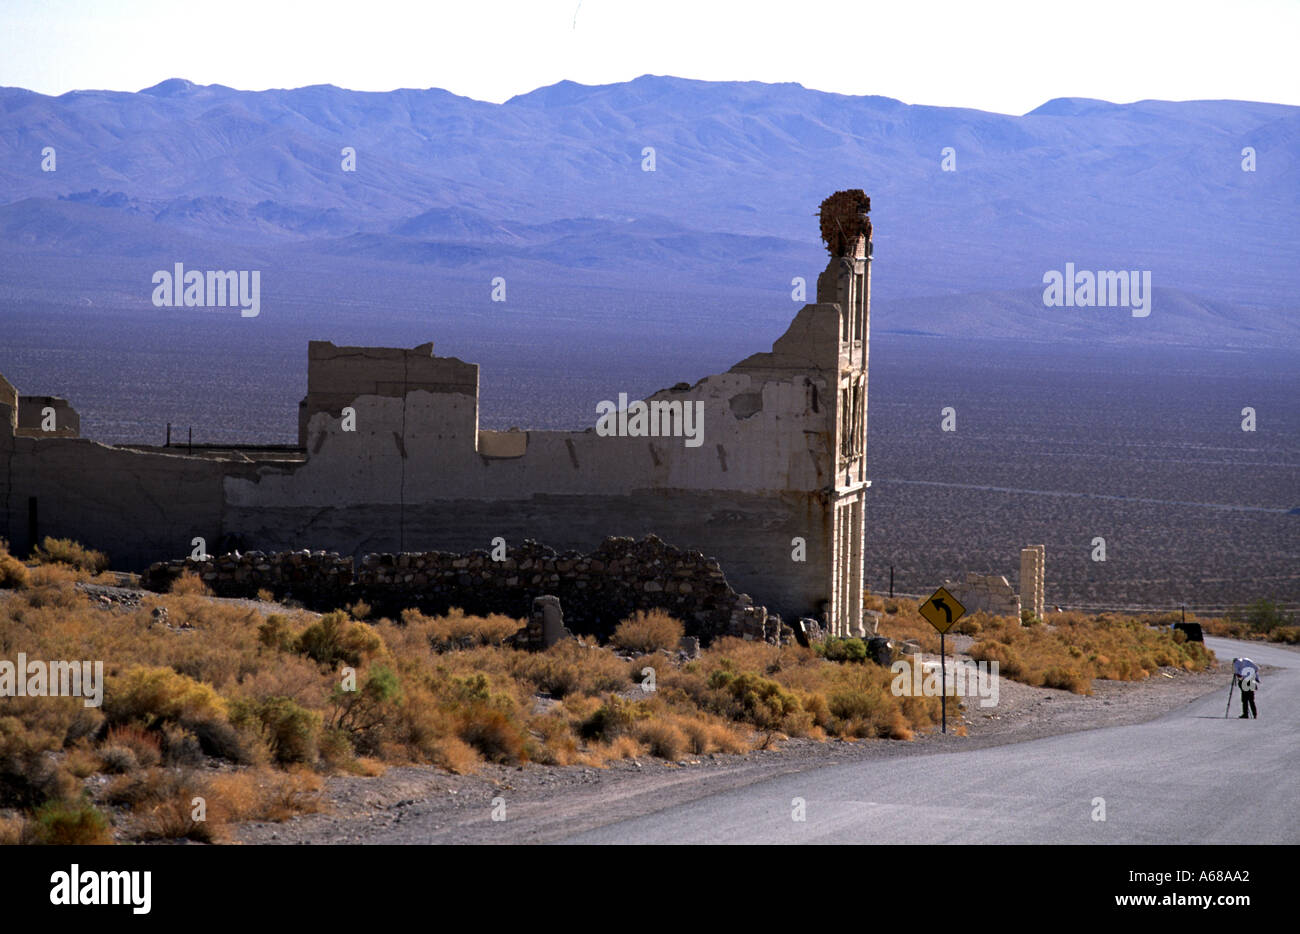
[818,189,872,257]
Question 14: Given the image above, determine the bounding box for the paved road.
[559,637,1298,844]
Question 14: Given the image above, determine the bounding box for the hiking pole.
[1225,675,1236,718]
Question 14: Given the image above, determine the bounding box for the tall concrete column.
[1020,545,1045,621]
[817,190,872,638]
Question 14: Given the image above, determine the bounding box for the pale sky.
[2,0,1297,113]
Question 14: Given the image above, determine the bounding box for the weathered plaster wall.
[297,340,478,446]
[0,303,846,621]
[16,396,80,438]
[0,199,874,633]
[0,432,237,567]
[0,375,19,435]
[219,301,845,622]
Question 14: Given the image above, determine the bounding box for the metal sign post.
[940,631,946,733]
[920,586,967,736]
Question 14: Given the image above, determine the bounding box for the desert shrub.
[104,724,162,769]
[187,717,259,763]
[32,537,109,573]
[967,615,1211,693]
[676,717,750,755]
[0,757,76,810]
[1239,599,1292,634]
[318,727,356,769]
[579,695,651,742]
[256,588,275,603]
[508,640,630,697]
[62,744,101,778]
[1042,666,1090,693]
[328,664,402,755]
[167,644,251,696]
[231,696,321,764]
[404,607,522,650]
[297,611,385,668]
[0,814,23,845]
[656,666,711,708]
[385,681,449,759]
[136,795,216,842]
[528,712,581,766]
[445,671,507,705]
[593,734,644,761]
[97,745,139,774]
[701,636,784,675]
[257,613,298,652]
[429,735,481,773]
[102,668,258,764]
[23,797,112,845]
[128,770,214,843]
[706,669,804,733]
[821,637,867,663]
[828,685,884,722]
[103,666,229,727]
[240,643,328,693]
[107,768,320,842]
[458,707,528,763]
[633,719,688,760]
[168,570,208,596]
[157,724,206,766]
[954,614,984,636]
[0,549,28,589]
[799,690,832,729]
[104,767,191,809]
[821,666,918,740]
[18,564,82,608]
[0,712,79,808]
[968,640,1025,679]
[610,609,684,655]
[206,769,323,824]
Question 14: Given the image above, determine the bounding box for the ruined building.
[0,191,873,636]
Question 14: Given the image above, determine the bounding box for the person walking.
[1233,657,1260,719]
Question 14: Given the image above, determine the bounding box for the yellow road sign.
[920,586,966,634]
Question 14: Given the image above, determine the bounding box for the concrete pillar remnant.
[1020,545,1045,621]
[815,190,872,638]
[533,594,569,648]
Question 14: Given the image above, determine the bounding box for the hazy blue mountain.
[1,75,1297,347]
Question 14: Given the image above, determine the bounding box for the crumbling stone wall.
[942,571,1021,619]
[144,549,354,605]
[142,535,783,644]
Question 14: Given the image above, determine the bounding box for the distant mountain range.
[1,75,1297,348]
